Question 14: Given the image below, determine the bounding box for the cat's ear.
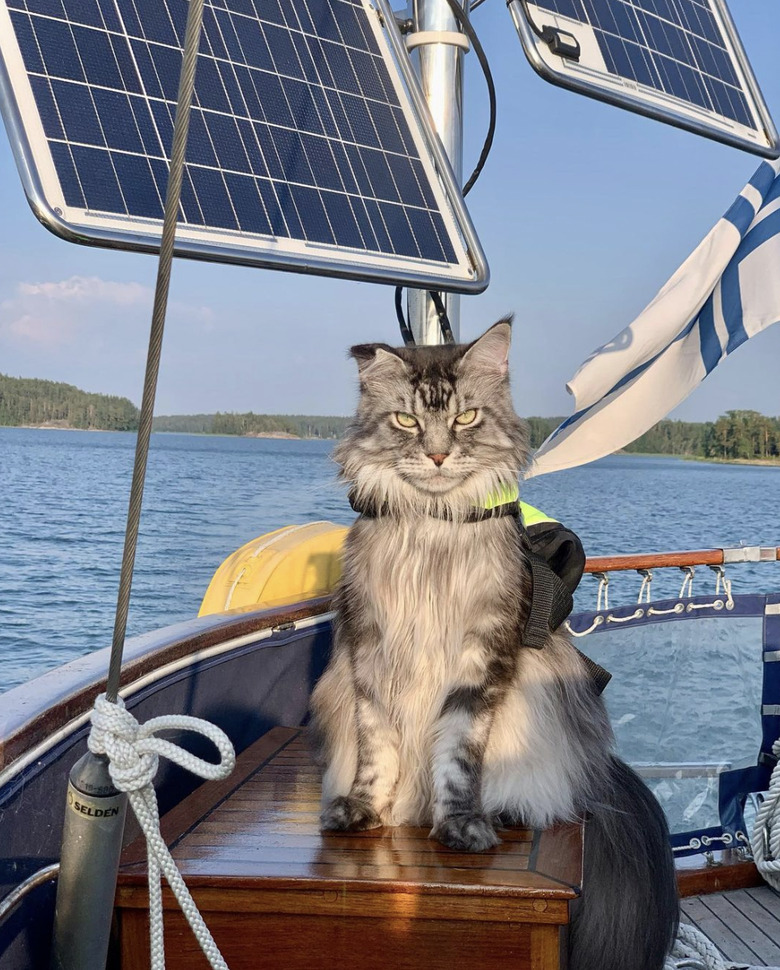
[349,343,408,383]
[460,317,512,377]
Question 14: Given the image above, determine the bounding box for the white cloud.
[0,275,214,350]
[13,276,151,306]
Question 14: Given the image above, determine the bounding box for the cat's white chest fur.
[345,517,516,820]
[352,517,508,684]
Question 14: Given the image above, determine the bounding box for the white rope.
[664,921,732,969]
[686,599,727,612]
[710,566,726,598]
[663,919,777,969]
[606,608,645,624]
[721,574,735,611]
[638,569,653,604]
[564,615,604,638]
[679,566,695,599]
[750,738,780,892]
[88,694,236,970]
[596,572,609,611]
[648,603,686,617]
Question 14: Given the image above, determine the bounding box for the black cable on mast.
[396,285,416,345]
[429,291,455,343]
[440,0,497,197]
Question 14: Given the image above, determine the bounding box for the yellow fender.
[199,521,348,616]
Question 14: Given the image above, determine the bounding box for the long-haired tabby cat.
[311,319,679,970]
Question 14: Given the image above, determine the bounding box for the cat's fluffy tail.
[570,756,679,970]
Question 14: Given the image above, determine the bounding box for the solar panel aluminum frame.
[0,0,489,292]
[508,0,780,159]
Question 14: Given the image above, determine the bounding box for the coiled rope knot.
[664,921,731,969]
[87,693,236,970]
[751,737,780,892]
[89,696,157,791]
[88,694,235,793]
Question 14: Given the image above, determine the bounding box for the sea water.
[1,425,778,692]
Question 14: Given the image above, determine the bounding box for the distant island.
[2,374,778,462]
[0,375,139,431]
[152,412,352,439]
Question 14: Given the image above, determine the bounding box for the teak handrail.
[584,547,780,574]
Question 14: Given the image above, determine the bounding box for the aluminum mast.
[408,0,467,344]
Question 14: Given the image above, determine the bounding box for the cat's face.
[335,320,530,514]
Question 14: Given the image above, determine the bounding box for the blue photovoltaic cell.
[535,0,753,128]
[5,0,457,265]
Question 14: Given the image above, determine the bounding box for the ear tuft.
[349,343,407,381]
[461,318,513,376]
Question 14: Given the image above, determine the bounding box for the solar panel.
[508,0,779,158]
[0,0,488,291]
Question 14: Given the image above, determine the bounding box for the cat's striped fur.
[311,320,679,970]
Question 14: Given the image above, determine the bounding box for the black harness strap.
[520,531,612,694]
[522,552,559,650]
[575,648,612,695]
[348,491,520,523]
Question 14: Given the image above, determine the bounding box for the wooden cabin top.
[114,725,776,970]
[115,727,587,969]
[117,727,583,917]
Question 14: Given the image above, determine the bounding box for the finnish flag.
[529,159,780,478]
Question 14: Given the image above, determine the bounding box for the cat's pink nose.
[428,453,449,467]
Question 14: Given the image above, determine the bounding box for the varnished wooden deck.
[682,886,780,968]
[116,727,584,970]
[115,725,780,970]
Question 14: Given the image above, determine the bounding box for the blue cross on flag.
[529,159,780,478]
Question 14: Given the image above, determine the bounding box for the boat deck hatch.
[115,727,584,970]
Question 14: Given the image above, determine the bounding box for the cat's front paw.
[321,795,382,832]
[432,813,500,852]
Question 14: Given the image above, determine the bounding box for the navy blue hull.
[0,603,333,969]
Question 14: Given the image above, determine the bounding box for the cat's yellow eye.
[454,409,478,426]
[395,412,418,428]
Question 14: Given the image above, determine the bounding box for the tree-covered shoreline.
[0,375,139,431]
[2,375,778,462]
[150,412,350,438]
[526,411,780,462]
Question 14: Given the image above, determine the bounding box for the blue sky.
[0,0,778,421]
